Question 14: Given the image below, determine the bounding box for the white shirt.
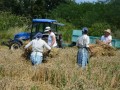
[25,38,51,55]
[101,35,112,46]
[48,32,57,47]
[76,34,90,48]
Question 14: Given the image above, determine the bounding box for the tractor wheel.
[10,42,21,50]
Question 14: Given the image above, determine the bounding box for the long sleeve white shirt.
[101,35,112,46]
[25,38,51,52]
[76,34,90,48]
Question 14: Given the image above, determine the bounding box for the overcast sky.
[75,0,97,3]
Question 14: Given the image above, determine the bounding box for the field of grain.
[0,46,120,90]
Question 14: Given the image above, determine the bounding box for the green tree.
[89,22,111,36]
[0,0,72,18]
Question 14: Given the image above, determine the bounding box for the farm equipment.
[2,32,30,50]
[2,19,64,50]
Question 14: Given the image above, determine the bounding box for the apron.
[30,52,43,65]
[77,48,89,68]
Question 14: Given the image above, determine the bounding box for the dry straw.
[0,45,119,90]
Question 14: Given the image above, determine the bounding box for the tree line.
[0,0,74,18]
[50,0,120,38]
[0,0,120,39]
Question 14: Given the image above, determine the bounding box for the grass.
[0,26,29,44]
[0,26,28,38]
[0,46,120,90]
[0,11,29,32]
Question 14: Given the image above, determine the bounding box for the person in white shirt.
[25,32,51,65]
[76,27,91,68]
[101,29,112,46]
[44,26,57,47]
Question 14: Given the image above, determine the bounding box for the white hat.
[104,29,111,34]
[44,26,51,32]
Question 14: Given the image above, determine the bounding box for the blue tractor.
[4,19,64,50]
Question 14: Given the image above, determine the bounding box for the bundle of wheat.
[21,40,32,59]
[89,40,116,57]
[49,48,60,58]
[22,40,60,60]
[22,47,32,59]
[89,44,104,57]
[96,39,105,45]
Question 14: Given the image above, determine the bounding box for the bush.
[0,11,29,32]
[89,22,111,37]
[112,30,120,39]
[0,26,27,44]
[54,18,75,42]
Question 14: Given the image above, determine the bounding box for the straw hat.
[44,26,51,32]
[104,29,111,34]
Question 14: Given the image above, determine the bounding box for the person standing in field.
[44,26,57,47]
[76,27,91,69]
[25,32,51,65]
[101,29,112,46]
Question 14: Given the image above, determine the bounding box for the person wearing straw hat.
[76,27,91,69]
[44,26,57,47]
[25,32,51,65]
[101,29,112,46]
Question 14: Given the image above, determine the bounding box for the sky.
[75,0,97,3]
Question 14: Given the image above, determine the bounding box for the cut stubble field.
[0,46,120,90]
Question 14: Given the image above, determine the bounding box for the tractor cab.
[31,19,57,36]
[31,19,64,47]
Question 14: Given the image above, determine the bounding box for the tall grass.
[0,11,29,41]
[0,11,29,31]
[0,47,119,90]
[0,26,28,44]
